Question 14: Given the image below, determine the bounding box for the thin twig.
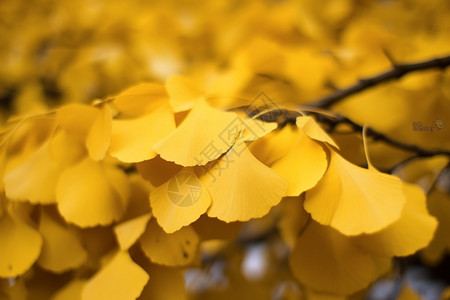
[305,55,450,108]
[311,112,450,157]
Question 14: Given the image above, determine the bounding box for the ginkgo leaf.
[121,174,152,221]
[296,116,339,148]
[0,144,7,193]
[153,99,240,166]
[304,149,405,236]
[114,213,152,250]
[138,263,186,300]
[0,213,43,277]
[278,196,310,248]
[249,126,297,166]
[239,117,278,142]
[289,220,390,295]
[396,284,422,300]
[109,104,176,163]
[112,83,169,117]
[86,104,113,161]
[271,126,328,196]
[353,183,437,257]
[56,104,98,143]
[37,209,87,273]
[78,226,117,268]
[166,75,204,112]
[82,251,149,300]
[4,141,60,204]
[136,155,183,187]
[52,279,86,300]
[150,168,211,233]
[201,144,288,222]
[140,220,199,267]
[48,130,86,168]
[421,188,450,264]
[56,158,129,227]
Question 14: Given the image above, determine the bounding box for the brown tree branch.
[305,55,450,108]
[310,112,450,157]
[249,108,450,167]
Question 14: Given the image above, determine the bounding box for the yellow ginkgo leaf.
[112,83,169,117]
[109,104,176,163]
[396,284,421,300]
[52,279,86,300]
[4,141,60,204]
[120,174,152,221]
[150,168,211,233]
[114,213,152,250]
[249,126,297,166]
[0,213,42,277]
[421,188,450,265]
[48,130,85,168]
[78,226,117,268]
[0,277,27,300]
[289,220,390,295]
[37,209,87,273]
[304,149,405,236]
[271,126,328,197]
[278,196,310,248]
[353,183,437,257]
[0,144,7,193]
[153,99,240,166]
[166,75,204,112]
[201,144,288,222]
[56,158,129,227]
[140,220,199,267]
[82,251,149,300]
[86,104,113,161]
[138,263,186,300]
[137,155,183,187]
[56,103,98,143]
[239,117,278,142]
[296,116,339,148]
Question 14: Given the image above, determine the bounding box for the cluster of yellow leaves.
[0,77,442,299]
[0,0,449,299]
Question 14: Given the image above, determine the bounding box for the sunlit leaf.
[4,141,60,204]
[0,213,42,277]
[140,220,199,267]
[82,251,149,300]
[150,168,211,233]
[153,99,240,166]
[114,213,152,250]
[201,144,288,222]
[56,104,97,143]
[112,83,169,117]
[289,220,390,295]
[305,149,405,236]
[271,126,328,196]
[86,104,113,161]
[166,75,204,112]
[109,104,176,163]
[296,116,338,148]
[37,209,87,272]
[56,157,129,227]
[353,183,437,257]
